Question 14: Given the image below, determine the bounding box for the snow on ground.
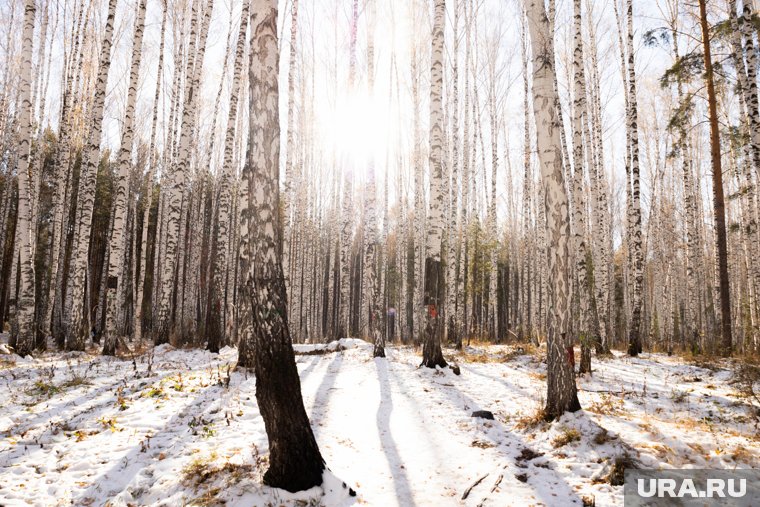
[0,337,758,506]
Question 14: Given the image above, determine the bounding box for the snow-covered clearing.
[1,338,758,506]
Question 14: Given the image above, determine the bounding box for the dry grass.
[734,362,760,421]
[454,343,539,364]
[593,428,615,445]
[730,445,756,464]
[61,375,92,389]
[515,405,549,430]
[115,340,153,359]
[670,389,689,404]
[637,442,673,461]
[685,354,722,371]
[607,453,638,486]
[528,371,547,381]
[586,394,624,416]
[471,439,495,449]
[27,380,62,397]
[455,350,501,363]
[182,452,256,489]
[552,427,581,448]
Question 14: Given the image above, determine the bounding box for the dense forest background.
[2,0,760,365]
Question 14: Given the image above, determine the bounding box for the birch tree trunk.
[586,3,611,353]
[134,0,167,345]
[525,0,581,419]
[626,0,644,357]
[65,0,118,351]
[155,0,213,344]
[447,0,461,348]
[244,0,328,491]
[12,0,36,357]
[103,0,147,355]
[206,0,249,352]
[571,0,594,374]
[421,0,448,369]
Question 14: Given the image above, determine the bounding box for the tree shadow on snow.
[308,352,344,427]
[73,375,267,505]
[410,360,588,506]
[374,358,417,507]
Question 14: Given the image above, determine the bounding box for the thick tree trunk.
[12,0,37,357]
[525,0,581,419]
[244,0,326,491]
[421,0,448,369]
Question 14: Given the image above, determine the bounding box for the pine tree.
[698,0,732,355]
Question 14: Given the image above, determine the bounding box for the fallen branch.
[580,389,629,395]
[294,345,346,356]
[461,473,489,500]
[490,473,503,493]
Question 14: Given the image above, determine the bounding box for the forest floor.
[1,335,759,507]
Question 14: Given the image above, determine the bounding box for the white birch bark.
[155,0,214,343]
[12,0,37,357]
[525,0,580,418]
[207,0,249,352]
[571,0,594,371]
[421,0,447,369]
[103,0,147,355]
[134,0,167,345]
[626,0,644,356]
[65,0,118,351]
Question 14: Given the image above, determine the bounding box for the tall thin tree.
[525,0,581,419]
[103,0,147,355]
[11,0,37,357]
[698,0,732,355]
[422,0,448,369]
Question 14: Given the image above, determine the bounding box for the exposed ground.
[1,336,758,506]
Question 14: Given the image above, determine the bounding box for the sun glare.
[319,90,390,179]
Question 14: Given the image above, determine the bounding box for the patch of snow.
[0,343,757,506]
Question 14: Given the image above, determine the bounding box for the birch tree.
[155,0,213,344]
[525,0,581,418]
[11,0,36,357]
[65,0,118,351]
[421,0,448,369]
[243,0,330,491]
[626,0,644,357]
[103,0,147,355]
[206,0,249,353]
